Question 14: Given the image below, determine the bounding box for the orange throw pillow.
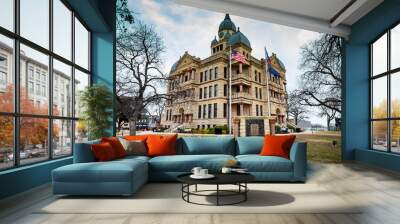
[91,142,117,161]
[146,135,178,157]
[101,137,126,158]
[260,135,296,159]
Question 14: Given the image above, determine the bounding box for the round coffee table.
[177,173,255,206]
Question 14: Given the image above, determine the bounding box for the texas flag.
[231,49,246,64]
[264,47,280,77]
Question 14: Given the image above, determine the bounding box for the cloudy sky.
[128,0,326,125]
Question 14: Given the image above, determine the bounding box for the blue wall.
[344,0,400,170]
[0,158,72,199]
[92,32,116,136]
[0,0,116,200]
[91,0,116,135]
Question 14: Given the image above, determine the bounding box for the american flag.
[264,47,280,77]
[231,49,246,64]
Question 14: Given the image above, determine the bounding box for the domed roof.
[223,32,232,40]
[218,14,236,32]
[211,36,218,46]
[170,60,179,72]
[228,28,251,49]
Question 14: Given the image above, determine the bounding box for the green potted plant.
[79,84,113,140]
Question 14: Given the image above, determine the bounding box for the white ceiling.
[173,0,384,38]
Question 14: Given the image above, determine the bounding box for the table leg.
[181,184,183,199]
[245,183,247,201]
[187,184,190,202]
[217,184,219,206]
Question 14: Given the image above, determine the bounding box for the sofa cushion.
[236,137,264,155]
[53,158,147,183]
[124,135,152,141]
[73,140,100,163]
[178,137,235,155]
[147,134,178,157]
[236,155,293,172]
[149,154,235,172]
[101,137,127,158]
[91,142,118,162]
[260,135,296,159]
[120,139,147,156]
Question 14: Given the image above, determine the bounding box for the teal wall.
[344,0,400,171]
[92,32,116,136]
[0,0,116,200]
[355,149,400,172]
[91,0,116,135]
[0,158,72,199]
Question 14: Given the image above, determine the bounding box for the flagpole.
[265,47,272,117]
[266,67,271,117]
[229,46,232,135]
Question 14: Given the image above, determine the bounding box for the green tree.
[80,84,113,140]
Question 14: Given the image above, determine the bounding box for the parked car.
[280,127,289,134]
[8,150,31,160]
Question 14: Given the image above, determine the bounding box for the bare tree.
[319,106,337,130]
[147,98,166,127]
[116,12,168,134]
[288,91,309,125]
[296,34,342,114]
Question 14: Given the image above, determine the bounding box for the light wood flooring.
[1,162,400,224]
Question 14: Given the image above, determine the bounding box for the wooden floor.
[1,162,400,224]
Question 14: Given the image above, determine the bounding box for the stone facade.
[161,14,288,136]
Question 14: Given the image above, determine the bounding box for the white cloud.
[127,0,326,125]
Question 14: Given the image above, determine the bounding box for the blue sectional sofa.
[52,136,307,196]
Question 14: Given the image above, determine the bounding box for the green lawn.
[135,131,342,163]
[295,132,342,163]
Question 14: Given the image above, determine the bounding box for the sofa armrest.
[73,140,100,163]
[289,141,307,181]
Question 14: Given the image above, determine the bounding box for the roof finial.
[237,27,240,32]
[225,13,230,19]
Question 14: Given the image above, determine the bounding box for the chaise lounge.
[52,136,307,196]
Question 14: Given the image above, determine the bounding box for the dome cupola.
[211,36,218,46]
[218,14,236,39]
[228,27,251,49]
[218,14,236,32]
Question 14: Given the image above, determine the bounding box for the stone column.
[240,104,244,116]
[264,118,271,135]
[239,63,242,74]
[239,84,243,92]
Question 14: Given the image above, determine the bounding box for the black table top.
[177,172,255,185]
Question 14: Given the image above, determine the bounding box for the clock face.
[219,31,224,38]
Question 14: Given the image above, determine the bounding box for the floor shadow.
[56,183,182,200]
[203,190,295,207]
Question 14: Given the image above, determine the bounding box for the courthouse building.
[161,14,288,136]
